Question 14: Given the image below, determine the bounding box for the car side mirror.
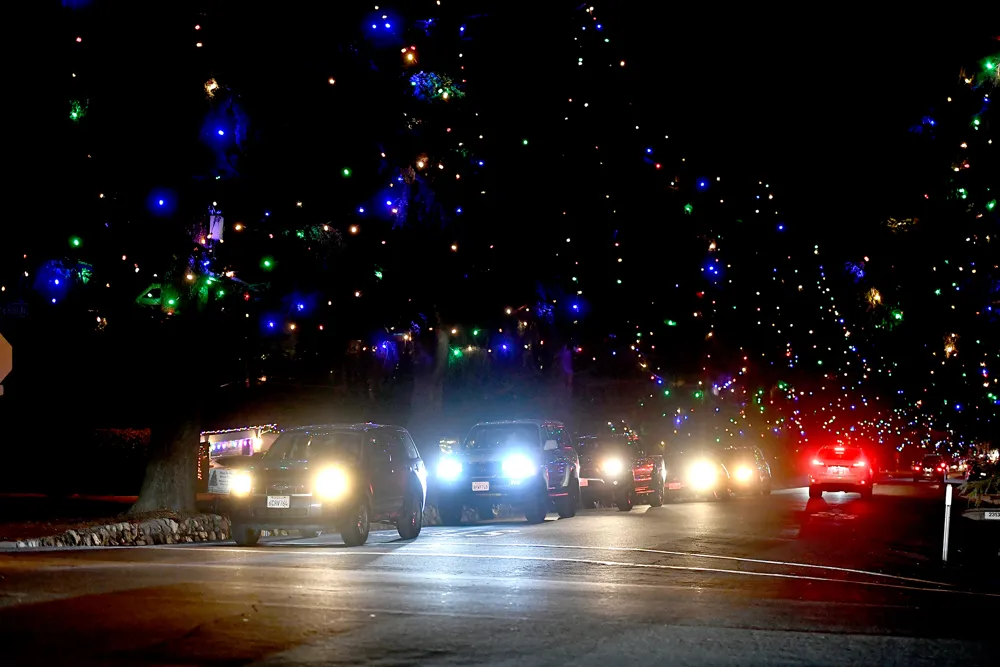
[543,440,559,451]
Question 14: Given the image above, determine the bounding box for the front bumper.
[435,476,548,507]
[230,494,348,531]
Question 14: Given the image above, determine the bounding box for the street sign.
[0,333,10,396]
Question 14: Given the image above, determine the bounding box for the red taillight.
[937,466,946,471]
[913,466,921,471]
[853,460,867,468]
[812,459,824,466]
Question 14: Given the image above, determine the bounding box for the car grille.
[258,469,311,495]
[468,461,502,477]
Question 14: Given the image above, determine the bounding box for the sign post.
[0,333,11,396]
[942,483,953,564]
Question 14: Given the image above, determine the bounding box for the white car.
[808,445,874,499]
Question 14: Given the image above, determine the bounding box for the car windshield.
[818,447,862,461]
[262,431,363,463]
[464,424,540,450]
[922,456,944,466]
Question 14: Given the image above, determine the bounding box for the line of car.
[223,419,783,547]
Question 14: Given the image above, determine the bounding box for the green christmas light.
[472,329,480,336]
[261,257,274,270]
[69,99,85,122]
[891,309,903,321]
[693,390,704,399]
[665,319,678,326]
[342,168,352,178]
[684,203,693,214]
[522,139,528,146]
[69,236,82,248]
[374,268,383,280]
[663,390,671,396]
[987,199,996,211]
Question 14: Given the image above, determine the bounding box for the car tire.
[232,524,260,546]
[397,489,423,540]
[339,498,371,547]
[557,480,578,518]
[438,499,464,526]
[648,487,664,507]
[808,485,822,499]
[524,492,549,524]
[617,491,633,512]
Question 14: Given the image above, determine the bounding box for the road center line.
[178,547,997,597]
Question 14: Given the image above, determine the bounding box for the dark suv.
[228,424,427,547]
[434,420,580,524]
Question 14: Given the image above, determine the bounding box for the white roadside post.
[942,483,953,564]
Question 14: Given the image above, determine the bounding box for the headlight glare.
[735,466,754,482]
[502,454,536,479]
[231,471,252,495]
[315,466,349,499]
[688,461,717,490]
[602,458,624,476]
[437,458,463,480]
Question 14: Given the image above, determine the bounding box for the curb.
[0,514,230,550]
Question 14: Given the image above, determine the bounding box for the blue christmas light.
[217,129,225,136]
[696,178,709,192]
[358,207,365,213]
[456,207,463,214]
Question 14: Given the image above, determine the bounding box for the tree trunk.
[129,415,200,514]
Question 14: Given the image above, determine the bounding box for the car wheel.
[808,485,822,499]
[524,492,549,524]
[438,499,464,526]
[556,480,578,518]
[397,489,423,540]
[339,498,371,547]
[617,491,634,512]
[232,524,260,546]
[648,487,664,507]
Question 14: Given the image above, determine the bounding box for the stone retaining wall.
[5,514,230,549]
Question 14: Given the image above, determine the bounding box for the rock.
[66,530,81,546]
[208,531,217,541]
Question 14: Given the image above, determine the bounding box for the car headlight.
[735,466,754,482]
[688,461,717,490]
[231,470,252,496]
[502,454,536,479]
[602,458,624,476]
[437,458,463,480]
[315,466,349,500]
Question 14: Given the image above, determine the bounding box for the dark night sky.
[15,5,984,238]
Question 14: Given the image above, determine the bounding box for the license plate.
[266,496,290,508]
[830,467,848,475]
[579,478,588,487]
[668,482,682,490]
[985,511,1000,521]
[472,481,490,491]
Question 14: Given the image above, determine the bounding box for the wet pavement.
[0,481,995,666]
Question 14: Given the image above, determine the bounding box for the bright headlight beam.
[688,461,717,491]
[437,458,463,480]
[315,466,349,499]
[602,458,623,475]
[735,466,754,481]
[231,471,252,495]
[502,454,536,479]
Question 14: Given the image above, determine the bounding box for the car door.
[369,430,405,514]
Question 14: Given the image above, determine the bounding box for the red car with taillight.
[915,455,948,483]
[808,445,875,499]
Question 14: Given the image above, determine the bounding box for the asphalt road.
[1,482,996,666]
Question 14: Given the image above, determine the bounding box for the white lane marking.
[163,547,997,597]
[442,542,950,587]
